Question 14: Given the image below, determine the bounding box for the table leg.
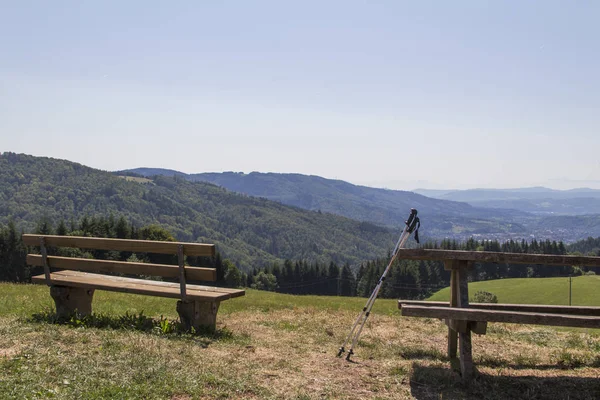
[457,262,474,379]
[448,267,458,359]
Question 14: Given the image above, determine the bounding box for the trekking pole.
[337,208,420,361]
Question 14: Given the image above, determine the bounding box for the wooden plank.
[31,271,244,301]
[469,321,487,335]
[177,244,186,299]
[33,270,244,298]
[396,249,600,267]
[40,238,51,285]
[27,255,216,282]
[445,318,468,333]
[449,265,459,309]
[447,264,459,359]
[398,300,600,316]
[456,262,473,379]
[401,305,600,328]
[22,235,215,257]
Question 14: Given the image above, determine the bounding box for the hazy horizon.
[6,150,597,192]
[2,2,599,191]
[112,163,600,192]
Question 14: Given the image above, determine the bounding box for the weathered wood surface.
[177,299,220,332]
[22,234,215,257]
[399,300,600,316]
[457,262,473,379]
[177,244,187,299]
[447,265,459,359]
[31,271,244,301]
[395,249,600,267]
[469,321,487,335]
[40,238,51,285]
[445,318,468,333]
[401,305,600,328]
[27,255,216,282]
[51,286,94,318]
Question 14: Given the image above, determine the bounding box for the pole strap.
[413,219,420,243]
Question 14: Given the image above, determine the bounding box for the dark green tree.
[251,271,278,291]
[223,260,243,288]
[338,263,356,296]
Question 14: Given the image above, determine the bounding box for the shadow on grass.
[397,345,448,361]
[27,308,234,347]
[410,363,600,400]
[477,359,600,371]
[476,353,600,370]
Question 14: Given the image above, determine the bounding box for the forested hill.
[122,169,507,222]
[119,169,526,237]
[0,153,399,270]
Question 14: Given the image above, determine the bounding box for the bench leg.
[177,300,220,333]
[50,286,95,319]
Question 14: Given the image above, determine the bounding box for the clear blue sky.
[1,1,599,190]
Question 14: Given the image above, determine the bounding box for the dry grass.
[221,309,600,399]
[1,286,600,399]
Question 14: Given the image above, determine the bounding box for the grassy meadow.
[428,275,600,306]
[0,282,599,399]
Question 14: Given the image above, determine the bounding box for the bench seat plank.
[27,255,216,282]
[401,305,600,328]
[32,271,245,302]
[398,300,600,316]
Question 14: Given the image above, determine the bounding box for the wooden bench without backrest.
[23,234,245,332]
[395,249,600,380]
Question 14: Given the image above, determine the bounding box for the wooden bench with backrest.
[23,234,245,332]
[395,249,600,380]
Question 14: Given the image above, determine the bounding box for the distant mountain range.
[4,153,600,272]
[414,187,600,215]
[118,168,600,241]
[117,168,530,237]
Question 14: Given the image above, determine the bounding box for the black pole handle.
[405,208,420,243]
[405,209,418,232]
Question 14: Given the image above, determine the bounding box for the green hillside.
[0,153,398,270]
[428,275,600,306]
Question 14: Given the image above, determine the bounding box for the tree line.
[238,236,599,299]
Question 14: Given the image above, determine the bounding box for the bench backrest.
[23,234,217,299]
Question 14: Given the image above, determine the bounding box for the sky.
[1,1,599,190]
